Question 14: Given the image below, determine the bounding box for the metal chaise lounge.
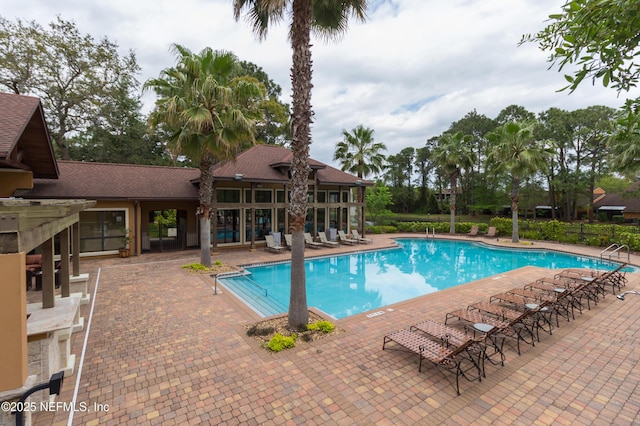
[556,263,628,295]
[524,279,582,318]
[410,319,486,378]
[535,276,597,311]
[351,229,372,244]
[467,301,538,351]
[467,225,479,237]
[489,292,554,337]
[444,308,513,359]
[317,231,338,248]
[337,230,358,245]
[382,328,482,395]
[506,288,571,327]
[303,232,323,249]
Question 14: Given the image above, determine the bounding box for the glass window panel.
[217,189,240,203]
[255,190,272,203]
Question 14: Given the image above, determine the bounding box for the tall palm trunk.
[198,153,214,267]
[449,174,457,234]
[510,177,520,243]
[288,0,312,329]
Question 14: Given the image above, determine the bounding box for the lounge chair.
[556,263,627,295]
[467,225,479,237]
[317,231,338,247]
[445,306,531,356]
[337,230,358,245]
[304,232,323,249]
[351,229,372,244]
[382,328,482,395]
[484,226,497,238]
[489,291,554,336]
[410,319,486,377]
[284,234,293,250]
[264,235,285,253]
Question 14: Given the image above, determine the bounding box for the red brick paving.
[30,235,640,425]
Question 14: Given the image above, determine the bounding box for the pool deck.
[31,234,640,425]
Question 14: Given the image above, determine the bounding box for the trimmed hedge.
[367,217,640,251]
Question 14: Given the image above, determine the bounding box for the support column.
[361,186,367,237]
[69,222,90,305]
[212,183,218,253]
[249,183,256,251]
[41,237,55,309]
[0,253,28,391]
[72,222,80,276]
[59,227,70,298]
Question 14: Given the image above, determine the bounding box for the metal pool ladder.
[600,243,630,261]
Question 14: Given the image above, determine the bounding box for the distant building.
[593,183,640,222]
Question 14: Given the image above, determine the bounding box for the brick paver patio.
[31,234,640,425]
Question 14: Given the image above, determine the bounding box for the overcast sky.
[3,0,630,169]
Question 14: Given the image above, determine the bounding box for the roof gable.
[211,144,371,186]
[0,92,58,178]
[594,182,640,212]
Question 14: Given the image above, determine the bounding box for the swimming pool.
[218,238,635,319]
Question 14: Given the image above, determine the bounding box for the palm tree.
[233,0,368,329]
[144,44,263,267]
[334,125,387,177]
[486,121,554,243]
[334,125,386,234]
[432,132,476,234]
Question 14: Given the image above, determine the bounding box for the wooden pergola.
[0,198,95,308]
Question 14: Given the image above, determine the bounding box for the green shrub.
[522,230,542,240]
[181,263,209,272]
[266,333,297,352]
[307,320,335,333]
[540,220,566,241]
[618,232,640,251]
[366,225,397,234]
[489,217,512,237]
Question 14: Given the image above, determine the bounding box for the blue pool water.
[218,238,634,319]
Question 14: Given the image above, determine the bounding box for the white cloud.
[2,0,627,167]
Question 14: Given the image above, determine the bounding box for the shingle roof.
[211,144,372,186]
[0,92,58,178]
[20,145,371,201]
[23,161,200,200]
[594,182,640,213]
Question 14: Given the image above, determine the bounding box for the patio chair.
[484,227,497,238]
[382,328,482,395]
[284,234,293,250]
[303,232,323,249]
[337,230,358,245]
[317,231,338,248]
[467,225,479,237]
[351,229,372,244]
[264,235,285,253]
